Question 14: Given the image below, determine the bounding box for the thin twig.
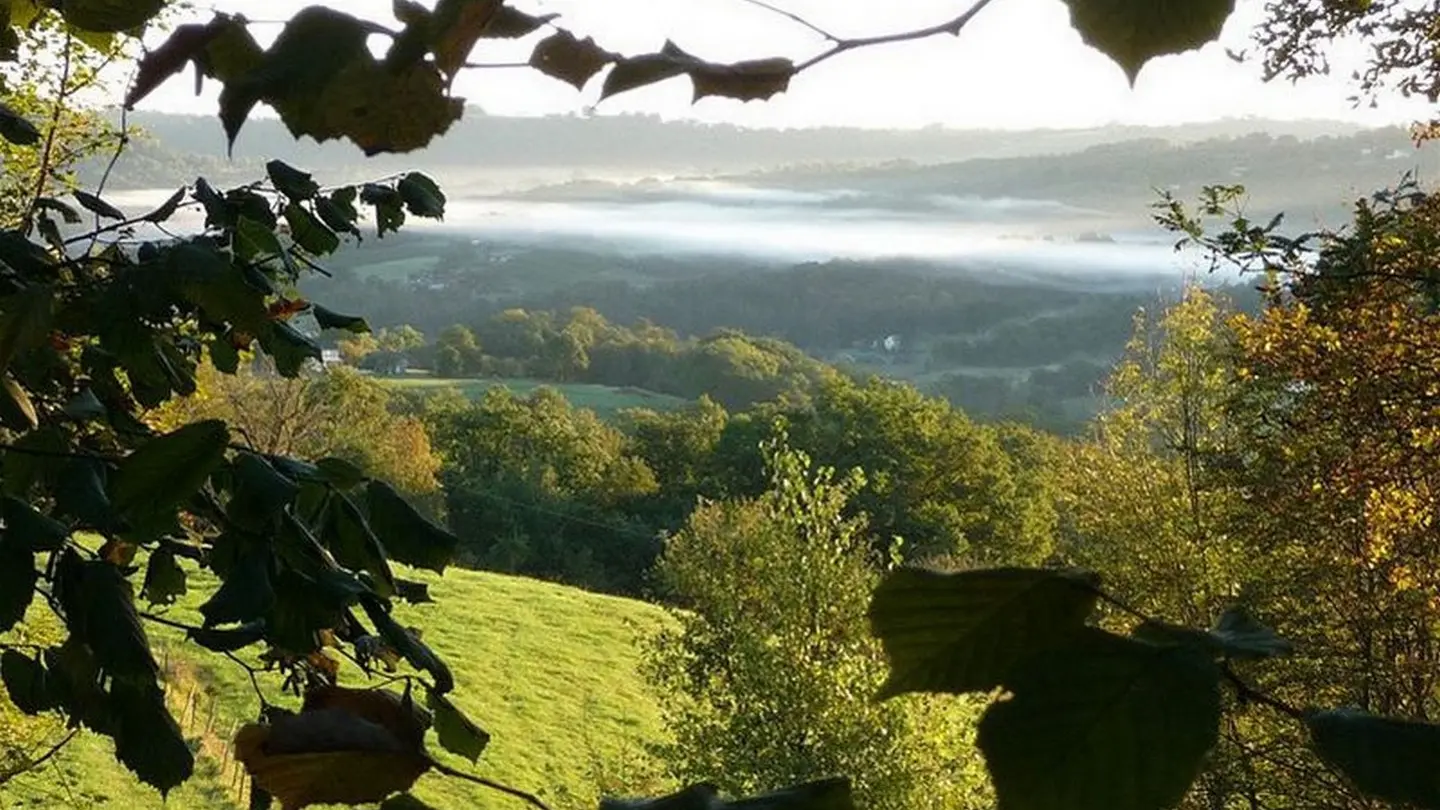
[140,611,204,634]
[1221,663,1306,721]
[795,0,998,72]
[224,650,272,709]
[25,30,76,233]
[738,0,840,42]
[429,760,554,810]
[459,61,533,70]
[25,731,77,774]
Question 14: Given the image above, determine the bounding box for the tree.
[646,433,991,810]
[433,324,482,377]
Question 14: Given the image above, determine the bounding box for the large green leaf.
[868,567,1100,697]
[364,480,458,573]
[0,527,37,633]
[1061,0,1236,84]
[977,629,1221,810]
[427,688,489,763]
[396,172,445,219]
[1306,708,1440,808]
[110,419,229,533]
[1,649,55,714]
[312,305,369,333]
[2,495,70,551]
[284,203,340,256]
[0,373,37,430]
[54,457,117,531]
[260,321,322,377]
[73,190,126,221]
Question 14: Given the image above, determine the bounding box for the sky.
[131,0,1431,130]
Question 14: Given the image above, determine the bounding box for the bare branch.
[738,0,841,43]
[796,0,999,72]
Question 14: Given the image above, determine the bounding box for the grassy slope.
[386,376,689,418]
[1,565,673,810]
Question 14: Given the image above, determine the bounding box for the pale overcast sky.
[132,0,1429,129]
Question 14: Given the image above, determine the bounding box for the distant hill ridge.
[88,108,1379,190]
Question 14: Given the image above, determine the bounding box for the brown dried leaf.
[432,0,501,77]
[689,57,794,102]
[235,723,430,810]
[528,30,613,90]
[601,41,696,100]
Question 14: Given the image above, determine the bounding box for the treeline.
[401,375,1054,595]
[342,307,844,411]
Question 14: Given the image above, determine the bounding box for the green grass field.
[1,564,674,810]
[386,376,689,418]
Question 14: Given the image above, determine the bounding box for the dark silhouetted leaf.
[126,18,229,109]
[360,593,453,693]
[63,387,107,421]
[200,546,276,627]
[431,0,500,76]
[0,283,56,369]
[690,57,793,102]
[235,214,285,261]
[978,629,1221,810]
[189,620,268,652]
[316,457,367,489]
[261,321,323,377]
[111,419,228,533]
[0,527,37,633]
[1062,0,1236,84]
[55,552,158,684]
[602,42,694,100]
[394,579,432,604]
[427,688,489,763]
[396,172,445,219]
[328,494,397,599]
[1307,708,1440,808]
[268,160,320,201]
[34,196,83,223]
[54,457,116,531]
[284,203,340,256]
[315,195,361,238]
[362,184,407,237]
[869,567,1100,697]
[1,650,54,714]
[111,679,194,795]
[529,30,613,89]
[727,777,854,810]
[142,547,187,605]
[73,190,126,221]
[2,495,70,551]
[0,101,41,145]
[483,6,557,38]
[312,305,369,333]
[365,480,458,573]
[142,187,187,223]
[59,0,165,32]
[232,452,302,521]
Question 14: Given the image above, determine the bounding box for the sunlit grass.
[0,561,674,810]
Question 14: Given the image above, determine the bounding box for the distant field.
[0,564,675,810]
[350,255,441,279]
[386,375,689,417]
